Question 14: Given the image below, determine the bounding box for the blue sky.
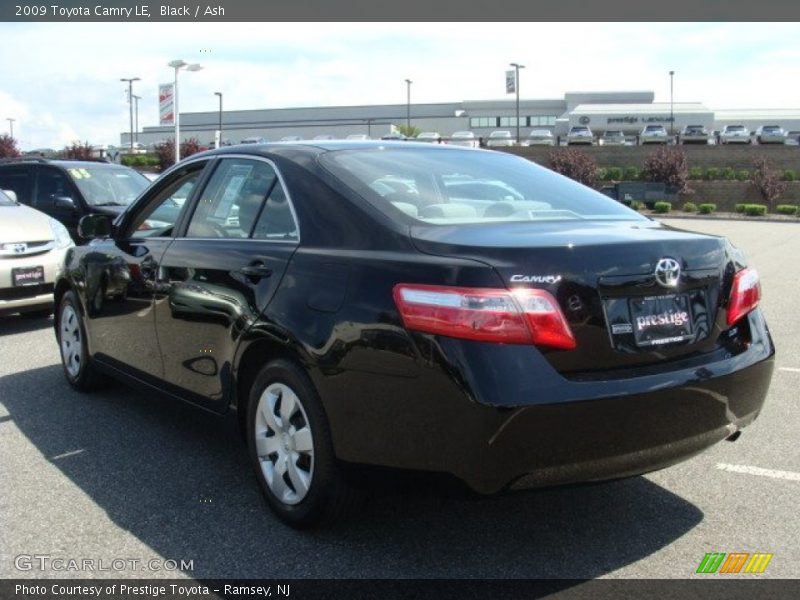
[0,22,798,149]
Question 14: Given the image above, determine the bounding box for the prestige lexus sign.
[607,115,675,124]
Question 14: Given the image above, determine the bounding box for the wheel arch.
[232,336,314,439]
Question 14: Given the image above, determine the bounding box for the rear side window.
[0,167,33,205]
[185,157,298,241]
[321,147,644,225]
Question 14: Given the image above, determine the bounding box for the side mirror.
[78,214,113,239]
[54,195,76,210]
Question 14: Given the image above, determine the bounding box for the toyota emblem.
[654,258,681,288]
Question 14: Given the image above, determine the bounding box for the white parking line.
[50,449,85,461]
[778,367,800,373]
[716,463,800,482]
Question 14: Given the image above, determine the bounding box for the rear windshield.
[645,125,665,131]
[763,126,781,132]
[726,126,745,131]
[321,147,645,225]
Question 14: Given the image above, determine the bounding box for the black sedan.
[54,142,774,527]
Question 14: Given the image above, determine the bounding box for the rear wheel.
[246,359,356,528]
[57,290,103,391]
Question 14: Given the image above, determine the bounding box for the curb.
[650,214,799,224]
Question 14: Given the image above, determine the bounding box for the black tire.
[246,359,357,528]
[56,290,103,392]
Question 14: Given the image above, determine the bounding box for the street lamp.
[120,77,140,151]
[405,79,412,130]
[509,63,525,144]
[6,118,15,138]
[669,70,675,140]
[168,59,203,163]
[214,92,223,148]
[132,95,141,144]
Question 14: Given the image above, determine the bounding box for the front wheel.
[246,359,357,528]
[57,290,103,391]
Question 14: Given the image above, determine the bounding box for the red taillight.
[392,284,576,350]
[727,267,761,326]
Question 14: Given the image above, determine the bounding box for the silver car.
[600,130,626,146]
[720,125,752,144]
[415,132,441,144]
[566,126,593,145]
[486,130,515,147]
[448,131,478,148]
[679,125,710,145]
[639,124,669,145]
[523,129,555,147]
[784,131,800,146]
[0,190,74,316]
[346,134,371,140]
[756,125,786,144]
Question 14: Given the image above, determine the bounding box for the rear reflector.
[727,267,761,326]
[393,284,576,349]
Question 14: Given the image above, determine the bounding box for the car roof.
[185,140,476,160]
[0,158,128,169]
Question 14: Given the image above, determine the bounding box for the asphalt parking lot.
[0,219,798,580]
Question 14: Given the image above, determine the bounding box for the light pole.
[669,70,675,140]
[509,63,525,144]
[404,79,412,130]
[214,92,223,148]
[120,77,140,151]
[6,118,15,138]
[168,59,203,163]
[132,95,141,144]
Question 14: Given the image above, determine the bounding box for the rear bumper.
[325,309,774,494]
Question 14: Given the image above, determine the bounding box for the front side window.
[129,166,204,238]
[36,168,72,209]
[321,147,645,225]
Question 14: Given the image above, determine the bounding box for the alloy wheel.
[60,304,83,378]
[254,382,315,505]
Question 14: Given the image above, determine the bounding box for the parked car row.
[561,124,800,146]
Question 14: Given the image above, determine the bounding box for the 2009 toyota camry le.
[54,142,774,527]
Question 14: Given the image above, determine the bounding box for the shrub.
[548,149,599,187]
[743,204,767,216]
[736,170,750,181]
[641,147,691,194]
[153,137,203,171]
[596,168,608,181]
[752,158,787,209]
[776,204,798,215]
[698,203,717,214]
[688,166,704,180]
[682,202,697,212]
[623,166,640,181]
[782,169,797,182]
[630,200,644,211]
[606,166,623,180]
[721,167,736,180]
[705,167,719,180]
[653,201,672,213]
[63,141,93,160]
[0,133,20,158]
[734,203,747,213]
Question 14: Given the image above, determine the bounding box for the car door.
[153,155,300,411]
[85,160,210,380]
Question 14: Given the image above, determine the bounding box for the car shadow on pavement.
[0,313,53,336]
[1,364,704,579]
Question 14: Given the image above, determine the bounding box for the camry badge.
[654,258,681,288]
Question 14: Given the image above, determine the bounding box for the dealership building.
[122,90,800,147]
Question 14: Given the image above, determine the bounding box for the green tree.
[394,124,422,138]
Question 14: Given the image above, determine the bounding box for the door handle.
[238,264,272,280]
